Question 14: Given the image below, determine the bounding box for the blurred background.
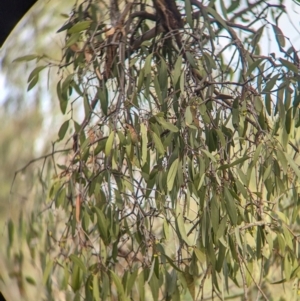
[0,1,74,300]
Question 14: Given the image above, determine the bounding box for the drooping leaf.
[280,58,299,73]
[105,131,115,156]
[152,132,165,156]
[175,204,192,245]
[13,54,39,62]
[110,270,127,301]
[58,120,70,141]
[224,187,237,225]
[167,158,179,191]
[272,24,285,48]
[68,21,92,33]
[69,254,87,273]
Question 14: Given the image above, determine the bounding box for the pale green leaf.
[157,117,179,132]
[58,120,69,141]
[152,132,165,156]
[66,33,81,47]
[176,205,192,245]
[110,270,126,301]
[184,0,193,27]
[272,24,285,48]
[218,156,249,170]
[224,187,237,225]
[167,158,179,191]
[68,21,92,33]
[280,58,298,73]
[93,275,100,301]
[13,54,39,62]
[202,149,216,162]
[105,131,115,156]
[69,254,87,273]
[194,248,206,263]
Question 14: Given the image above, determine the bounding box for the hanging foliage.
[11,0,300,300]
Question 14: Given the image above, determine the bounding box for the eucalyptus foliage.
[11,0,300,300]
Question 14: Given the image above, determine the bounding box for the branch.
[10,148,71,194]
[131,24,164,50]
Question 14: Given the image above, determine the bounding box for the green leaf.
[58,120,70,141]
[98,86,108,116]
[211,195,219,234]
[277,149,288,174]
[157,117,179,132]
[93,275,100,301]
[224,187,237,225]
[176,205,192,245]
[203,52,217,71]
[220,0,228,19]
[185,106,193,125]
[69,254,87,273]
[218,156,249,170]
[152,132,165,156]
[286,154,300,179]
[95,208,108,244]
[71,264,81,292]
[149,272,159,300]
[285,107,292,134]
[27,65,46,90]
[184,0,193,27]
[263,74,280,93]
[57,21,73,33]
[126,269,138,295]
[216,242,226,272]
[43,259,53,285]
[66,33,81,47]
[172,55,182,85]
[183,267,195,300]
[280,58,299,73]
[105,131,115,156]
[251,26,265,48]
[110,270,126,301]
[284,253,291,281]
[272,24,285,48]
[7,219,14,247]
[263,164,272,181]
[167,158,179,191]
[13,54,39,62]
[57,80,68,114]
[206,6,228,30]
[27,74,39,91]
[227,0,240,13]
[68,21,92,33]
[246,59,264,77]
[159,58,168,93]
[202,149,216,162]
[25,276,36,285]
[194,248,206,263]
[166,270,177,296]
[154,77,163,104]
[144,53,153,76]
[101,272,110,300]
[185,52,197,69]
[252,143,263,165]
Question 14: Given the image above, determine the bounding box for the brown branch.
[129,11,156,22]
[131,25,164,50]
